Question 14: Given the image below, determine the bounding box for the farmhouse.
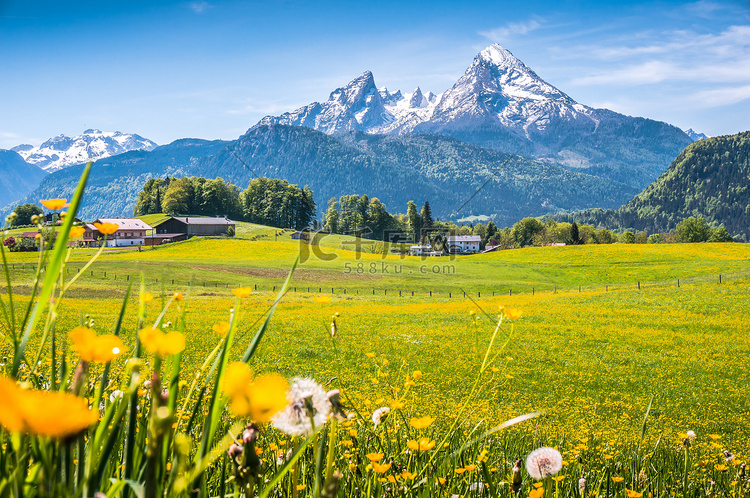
[153,217,236,238]
[409,244,432,256]
[446,235,481,254]
[290,231,309,241]
[83,218,152,247]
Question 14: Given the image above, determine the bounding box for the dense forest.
[133,176,315,231]
[553,131,750,241]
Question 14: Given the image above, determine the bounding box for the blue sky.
[1,0,748,148]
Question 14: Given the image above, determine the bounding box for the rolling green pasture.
[2,238,749,456]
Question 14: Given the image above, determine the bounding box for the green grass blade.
[95,282,132,407]
[241,255,298,363]
[638,395,654,453]
[11,161,91,378]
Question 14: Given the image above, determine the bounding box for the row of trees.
[484,216,733,249]
[322,197,439,241]
[134,176,316,231]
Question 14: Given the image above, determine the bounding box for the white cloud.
[480,19,543,42]
[689,84,750,107]
[566,23,750,90]
[187,1,211,14]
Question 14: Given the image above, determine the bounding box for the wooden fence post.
[637,281,640,290]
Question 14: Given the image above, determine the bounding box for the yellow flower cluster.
[221,362,288,423]
[69,326,125,363]
[138,327,185,356]
[0,377,98,438]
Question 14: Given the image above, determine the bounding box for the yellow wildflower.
[390,400,405,410]
[409,416,435,429]
[232,286,253,297]
[140,292,154,304]
[371,462,391,473]
[69,326,124,363]
[0,377,98,438]
[138,327,185,356]
[612,477,625,483]
[529,488,544,498]
[93,222,119,235]
[221,362,288,423]
[366,453,384,462]
[312,296,332,304]
[69,226,85,238]
[502,307,523,319]
[40,198,67,211]
[412,370,423,380]
[212,321,230,336]
[173,292,183,301]
[626,490,643,498]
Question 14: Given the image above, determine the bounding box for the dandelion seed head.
[271,377,329,436]
[372,406,390,427]
[526,447,563,479]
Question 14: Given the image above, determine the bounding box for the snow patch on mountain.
[12,129,158,172]
[684,128,709,141]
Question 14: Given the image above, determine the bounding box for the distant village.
[12,214,514,256]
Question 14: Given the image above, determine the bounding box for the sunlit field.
[2,214,749,496]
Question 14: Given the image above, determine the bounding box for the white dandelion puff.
[526,447,563,479]
[271,377,329,436]
[372,406,390,427]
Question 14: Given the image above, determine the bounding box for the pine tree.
[420,201,433,229]
[324,198,339,234]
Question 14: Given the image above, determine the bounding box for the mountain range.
[2,44,724,229]
[8,126,639,225]
[257,44,692,190]
[11,129,157,172]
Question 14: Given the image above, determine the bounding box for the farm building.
[143,233,188,246]
[83,218,152,247]
[446,235,481,254]
[290,231,309,241]
[153,217,236,237]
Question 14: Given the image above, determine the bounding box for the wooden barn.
[153,217,236,237]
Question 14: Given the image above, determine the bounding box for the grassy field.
[3,239,749,440]
[2,231,749,496]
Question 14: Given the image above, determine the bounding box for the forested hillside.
[555,131,750,240]
[8,125,637,226]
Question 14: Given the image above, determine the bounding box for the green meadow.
[2,222,749,496]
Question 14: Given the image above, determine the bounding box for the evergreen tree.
[569,222,581,245]
[407,200,421,242]
[324,198,339,233]
[420,201,433,229]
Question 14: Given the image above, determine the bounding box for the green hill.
[556,131,750,240]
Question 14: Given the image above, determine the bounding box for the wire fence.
[3,262,749,299]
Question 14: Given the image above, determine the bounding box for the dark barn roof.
[155,217,236,227]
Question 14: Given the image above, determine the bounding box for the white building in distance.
[446,235,481,254]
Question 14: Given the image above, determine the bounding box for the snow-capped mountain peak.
[254,43,596,139]
[12,130,158,172]
[684,128,709,141]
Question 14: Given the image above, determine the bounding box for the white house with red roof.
[83,218,153,247]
